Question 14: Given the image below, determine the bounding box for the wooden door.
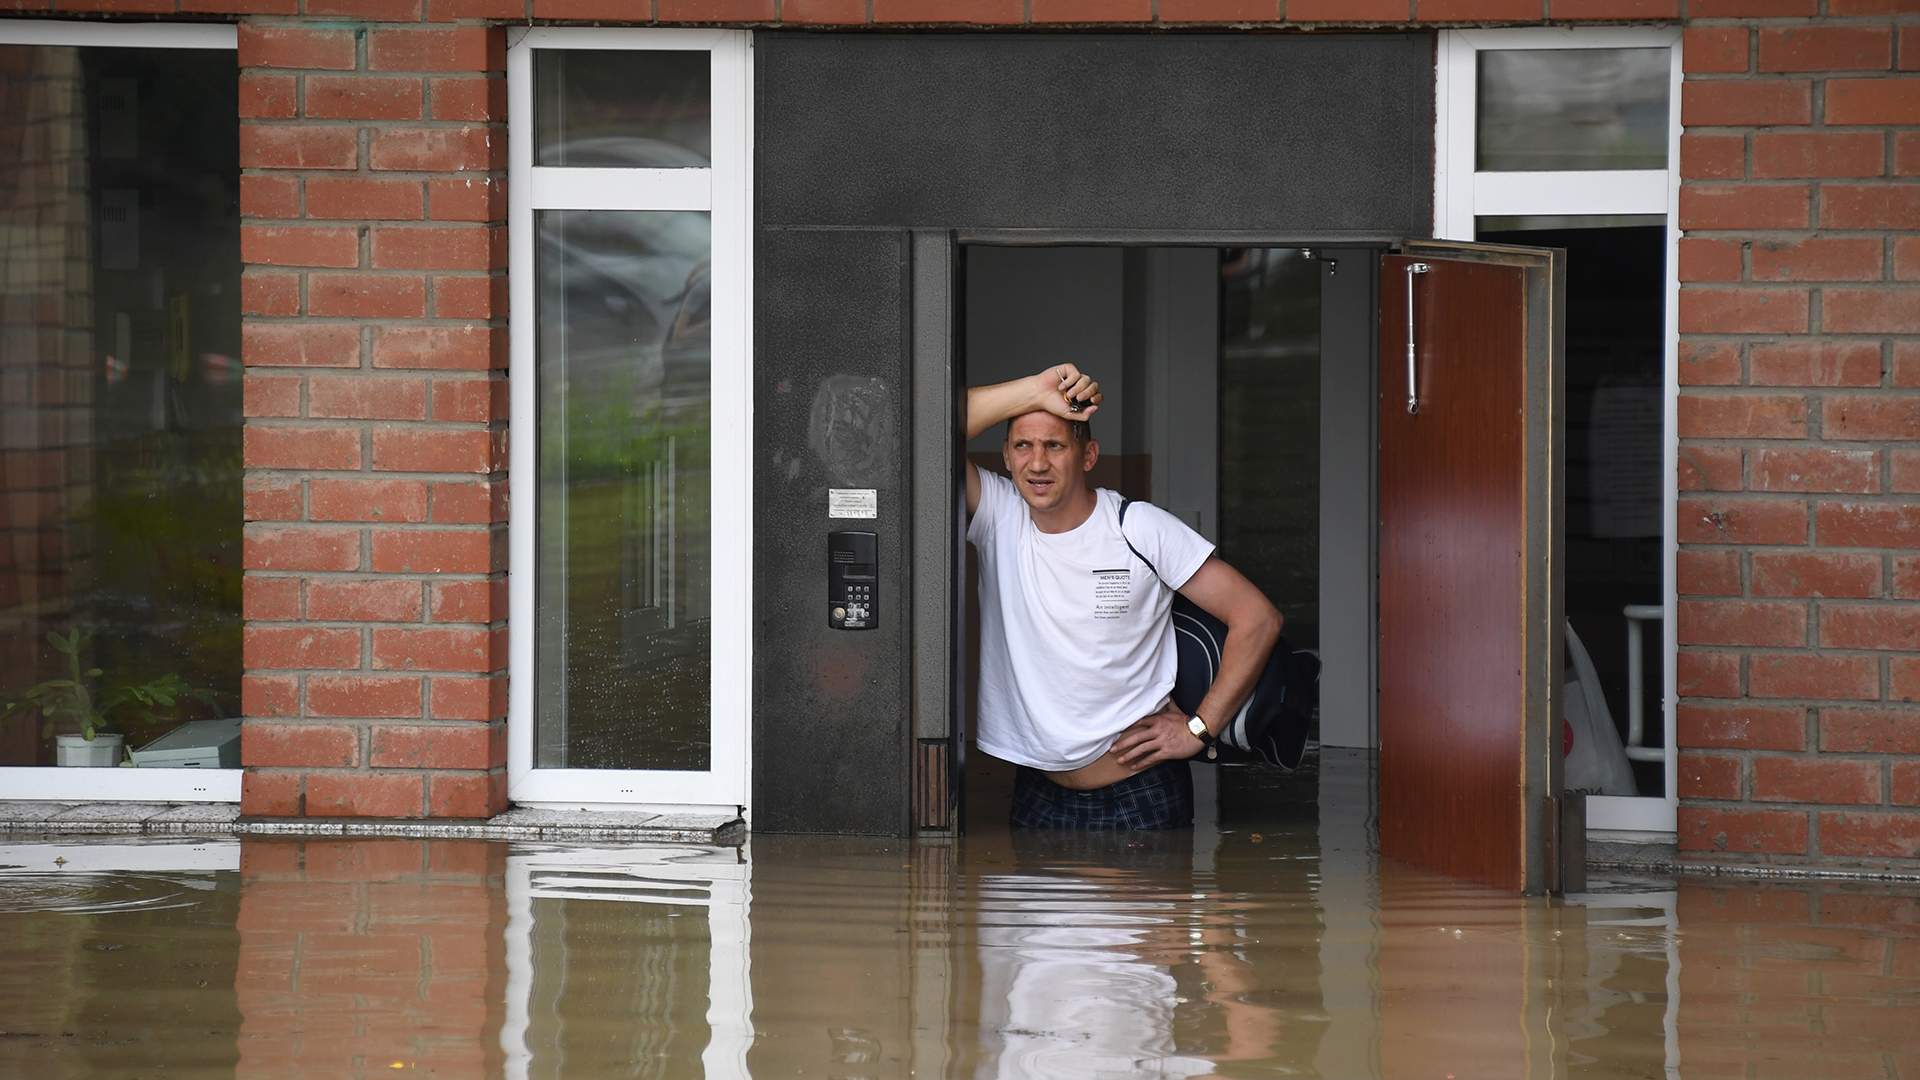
[1377,242,1565,894]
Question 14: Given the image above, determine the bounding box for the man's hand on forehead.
[1039,364,1101,421]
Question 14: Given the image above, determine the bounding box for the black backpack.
[1118,499,1318,771]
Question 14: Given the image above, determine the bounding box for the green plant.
[0,627,218,743]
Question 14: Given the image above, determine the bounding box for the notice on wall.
[829,488,878,519]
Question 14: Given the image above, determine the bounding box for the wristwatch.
[1187,715,1219,761]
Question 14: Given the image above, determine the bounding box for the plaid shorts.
[1009,760,1194,831]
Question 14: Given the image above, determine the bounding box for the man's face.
[1003,412,1097,514]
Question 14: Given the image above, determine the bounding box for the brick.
[372,326,501,370]
[1679,288,1809,334]
[1822,604,1920,651]
[1678,599,1806,647]
[244,526,361,572]
[241,771,303,816]
[371,226,494,270]
[308,274,427,319]
[371,429,503,474]
[1683,26,1748,74]
[1548,0,1677,14]
[430,480,504,524]
[1679,341,1741,386]
[1027,0,1153,18]
[1752,552,1882,599]
[1818,812,1920,859]
[243,272,301,317]
[307,578,425,622]
[1897,451,1920,492]
[1687,0,1813,12]
[429,676,506,720]
[306,0,422,16]
[1820,185,1920,230]
[1679,184,1810,230]
[244,425,362,471]
[1825,289,1920,335]
[309,478,430,523]
[240,175,301,219]
[1751,132,1885,179]
[866,0,1024,17]
[368,27,501,71]
[1749,653,1880,701]
[1903,133,1920,176]
[1824,397,1920,441]
[370,127,500,172]
[427,771,504,818]
[1751,447,1879,493]
[1757,27,1892,73]
[370,725,494,769]
[1826,78,1920,125]
[1752,757,1881,804]
[239,74,297,119]
[244,479,303,522]
[1414,0,1537,19]
[428,579,501,623]
[1899,237,1920,281]
[1823,707,1920,753]
[1895,763,1920,806]
[245,576,302,621]
[305,178,424,221]
[1748,341,1882,387]
[427,379,499,423]
[1680,133,1746,181]
[372,627,502,672]
[1678,394,1807,439]
[1284,0,1405,16]
[371,529,495,573]
[1682,81,1812,127]
[242,675,301,719]
[1896,556,1920,598]
[1751,238,1883,283]
[1678,651,1742,698]
[238,26,356,70]
[1679,806,1809,855]
[244,324,361,369]
[182,0,300,11]
[1897,343,1920,386]
[1819,502,1920,549]
[1677,548,1742,595]
[427,177,504,221]
[428,0,525,16]
[306,772,425,819]
[1680,753,1743,800]
[308,375,428,421]
[243,723,360,768]
[242,226,359,269]
[245,626,363,670]
[1897,657,1920,701]
[528,0,654,14]
[429,77,506,123]
[307,675,424,719]
[1679,237,1742,283]
[659,0,779,14]
[245,373,302,418]
[239,126,360,171]
[1679,498,1807,545]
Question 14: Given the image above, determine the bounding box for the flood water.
[3,755,1918,1079]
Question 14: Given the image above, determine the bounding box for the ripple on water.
[0,871,213,915]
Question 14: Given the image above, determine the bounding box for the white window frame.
[1437,27,1683,837]
[0,21,241,804]
[506,28,754,813]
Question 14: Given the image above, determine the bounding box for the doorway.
[954,243,1371,833]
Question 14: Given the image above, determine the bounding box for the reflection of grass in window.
[552,370,714,771]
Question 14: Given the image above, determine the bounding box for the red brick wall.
[230,20,511,819]
[3,0,1915,863]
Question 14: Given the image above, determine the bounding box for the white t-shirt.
[967,469,1215,771]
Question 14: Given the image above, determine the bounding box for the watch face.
[1187,717,1206,737]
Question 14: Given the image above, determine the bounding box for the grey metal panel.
[1317,249,1381,751]
[910,230,954,743]
[757,33,1434,236]
[752,227,912,834]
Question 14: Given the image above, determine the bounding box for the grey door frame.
[912,232,1388,831]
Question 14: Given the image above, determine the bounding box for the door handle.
[1404,261,1430,415]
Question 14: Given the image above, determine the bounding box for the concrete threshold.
[0,802,745,846]
[1588,839,1920,884]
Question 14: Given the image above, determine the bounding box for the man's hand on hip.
[1109,703,1204,770]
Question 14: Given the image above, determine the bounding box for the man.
[967,362,1282,829]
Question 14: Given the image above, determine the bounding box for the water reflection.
[3,783,1919,1077]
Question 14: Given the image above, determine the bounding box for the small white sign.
[829,488,878,519]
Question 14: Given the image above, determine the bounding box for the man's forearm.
[1193,608,1282,738]
[965,377,1046,441]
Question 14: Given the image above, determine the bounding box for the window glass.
[0,45,242,768]
[535,210,712,772]
[1476,48,1668,172]
[534,50,710,169]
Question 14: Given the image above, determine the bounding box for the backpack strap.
[1117,498,1164,584]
